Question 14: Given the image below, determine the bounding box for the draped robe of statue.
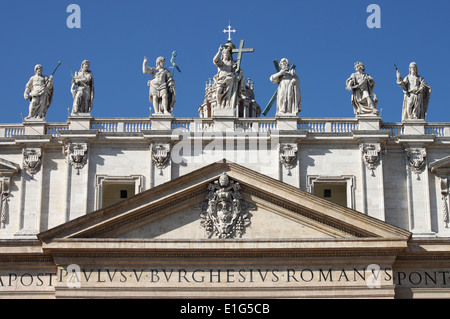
[397,63,431,121]
[270,59,301,115]
[71,61,94,114]
[346,63,378,116]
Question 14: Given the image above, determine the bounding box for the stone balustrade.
[0,116,449,138]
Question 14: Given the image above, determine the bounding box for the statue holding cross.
[212,40,254,111]
[269,58,301,116]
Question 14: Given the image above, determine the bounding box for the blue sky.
[0,0,449,123]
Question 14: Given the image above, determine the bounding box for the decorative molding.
[360,143,382,176]
[406,147,427,179]
[64,143,88,175]
[279,143,298,176]
[152,143,171,175]
[23,148,41,176]
[51,251,398,260]
[198,173,255,239]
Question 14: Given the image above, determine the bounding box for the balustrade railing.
[380,123,403,136]
[424,124,446,137]
[46,123,70,137]
[1,125,25,138]
[1,118,448,137]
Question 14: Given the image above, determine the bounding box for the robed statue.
[396,62,431,121]
[270,58,301,116]
[24,64,54,120]
[71,60,94,114]
[346,62,378,116]
[143,56,176,115]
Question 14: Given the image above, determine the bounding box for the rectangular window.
[314,183,347,207]
[95,175,144,210]
[102,183,135,208]
[307,175,356,209]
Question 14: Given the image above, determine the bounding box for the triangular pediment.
[38,160,411,247]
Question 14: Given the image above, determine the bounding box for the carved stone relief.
[198,173,255,239]
[360,143,382,176]
[152,144,171,175]
[23,148,41,176]
[406,148,427,179]
[65,143,88,175]
[279,143,298,176]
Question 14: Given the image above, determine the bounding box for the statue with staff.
[143,55,176,115]
[395,62,431,121]
[23,61,61,120]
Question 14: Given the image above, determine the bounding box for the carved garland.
[441,178,449,228]
[1,179,10,228]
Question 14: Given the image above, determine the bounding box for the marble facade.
[0,114,449,298]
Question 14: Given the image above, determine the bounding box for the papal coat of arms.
[198,173,255,239]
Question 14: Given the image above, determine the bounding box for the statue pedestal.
[69,113,93,130]
[151,114,173,131]
[403,119,426,135]
[357,115,381,131]
[212,108,236,132]
[23,118,47,135]
[213,108,236,117]
[276,115,299,131]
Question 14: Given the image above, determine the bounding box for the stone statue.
[213,42,244,109]
[346,62,378,116]
[71,60,94,115]
[143,56,176,115]
[270,58,301,116]
[396,62,431,121]
[23,64,54,120]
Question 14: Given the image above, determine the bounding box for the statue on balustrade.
[143,56,176,115]
[213,42,244,109]
[346,62,378,116]
[23,64,54,120]
[270,58,301,116]
[396,62,431,121]
[71,60,94,115]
